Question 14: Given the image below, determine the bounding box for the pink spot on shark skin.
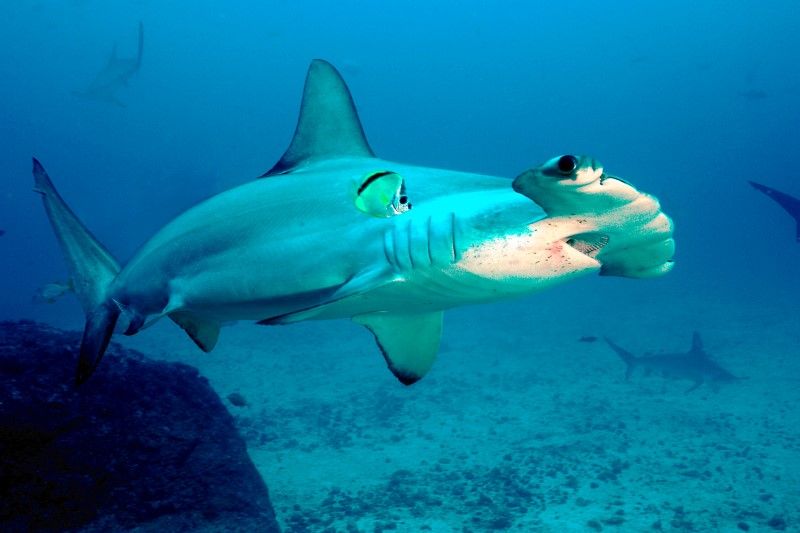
[547,241,565,259]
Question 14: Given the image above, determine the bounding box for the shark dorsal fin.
[262,59,374,177]
[690,331,706,357]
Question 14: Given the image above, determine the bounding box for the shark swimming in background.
[73,22,143,107]
[34,59,675,385]
[749,181,800,243]
[605,333,740,393]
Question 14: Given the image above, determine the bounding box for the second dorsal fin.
[262,59,374,176]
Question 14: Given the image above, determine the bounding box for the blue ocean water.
[1,1,798,531]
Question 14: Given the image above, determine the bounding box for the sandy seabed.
[101,278,799,532]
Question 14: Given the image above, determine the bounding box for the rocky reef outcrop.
[0,320,280,532]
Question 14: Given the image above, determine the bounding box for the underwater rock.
[0,320,280,532]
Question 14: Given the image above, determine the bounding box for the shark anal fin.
[262,59,374,176]
[170,311,220,352]
[354,311,443,385]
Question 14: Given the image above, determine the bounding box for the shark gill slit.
[450,212,457,262]
[426,216,434,266]
[407,219,415,269]
[392,223,404,270]
[383,230,394,268]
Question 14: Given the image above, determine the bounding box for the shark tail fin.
[33,158,122,384]
[604,337,637,380]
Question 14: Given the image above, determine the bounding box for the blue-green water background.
[0,2,799,530]
[2,1,798,322]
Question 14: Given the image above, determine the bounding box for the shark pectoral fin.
[354,311,443,386]
[169,311,221,352]
[259,269,392,325]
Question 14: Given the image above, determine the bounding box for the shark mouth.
[565,232,609,258]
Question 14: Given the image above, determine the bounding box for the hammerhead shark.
[73,22,143,107]
[605,333,740,392]
[749,181,800,243]
[34,59,675,385]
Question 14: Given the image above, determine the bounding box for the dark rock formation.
[0,320,280,532]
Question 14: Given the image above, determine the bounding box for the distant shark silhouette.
[749,181,800,243]
[73,22,143,107]
[605,333,740,393]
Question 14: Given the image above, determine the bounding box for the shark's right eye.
[557,155,578,175]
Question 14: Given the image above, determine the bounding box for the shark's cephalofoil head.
[452,152,676,288]
[454,155,615,287]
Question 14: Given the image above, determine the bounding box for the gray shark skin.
[749,181,800,243]
[605,333,740,393]
[73,22,143,107]
[34,59,675,385]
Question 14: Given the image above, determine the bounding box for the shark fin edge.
[77,301,121,385]
[690,331,706,357]
[170,311,221,352]
[33,158,122,385]
[354,311,443,386]
[262,59,374,177]
[749,181,800,242]
[604,337,638,380]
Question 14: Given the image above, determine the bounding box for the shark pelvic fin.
[169,311,221,352]
[262,59,374,176]
[354,311,443,386]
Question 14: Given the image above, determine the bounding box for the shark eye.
[557,155,578,175]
